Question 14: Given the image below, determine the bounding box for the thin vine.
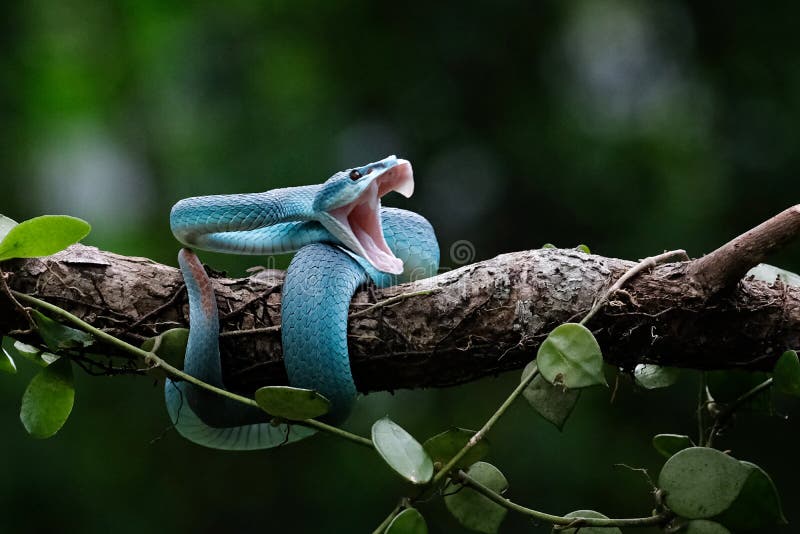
[11,290,374,449]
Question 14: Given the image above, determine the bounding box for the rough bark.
[2,207,798,396]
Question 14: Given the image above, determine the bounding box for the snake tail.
[164,248,315,450]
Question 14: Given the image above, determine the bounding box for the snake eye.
[349,169,362,180]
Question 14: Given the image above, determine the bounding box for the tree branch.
[688,204,800,294]
[1,207,798,396]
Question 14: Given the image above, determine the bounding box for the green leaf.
[634,364,680,389]
[682,520,730,534]
[652,434,694,459]
[714,461,787,531]
[422,428,489,470]
[658,447,750,519]
[445,462,508,534]
[773,350,800,397]
[541,243,557,249]
[20,357,75,438]
[537,323,607,388]
[746,263,800,287]
[575,244,591,254]
[141,328,189,362]
[386,507,427,534]
[40,352,60,364]
[0,214,18,242]
[0,344,17,374]
[556,510,622,534]
[521,361,579,430]
[372,417,433,484]
[255,386,330,420]
[2,337,48,367]
[0,215,91,261]
[31,310,94,352]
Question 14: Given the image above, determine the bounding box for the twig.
[688,204,800,294]
[706,377,774,448]
[220,325,280,338]
[371,502,403,534]
[220,289,438,338]
[349,289,439,319]
[580,249,688,326]
[126,285,185,332]
[456,470,671,528]
[0,266,32,326]
[612,463,657,492]
[428,368,539,487]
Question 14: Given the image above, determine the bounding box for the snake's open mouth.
[327,160,414,274]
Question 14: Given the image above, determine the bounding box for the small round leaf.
[634,364,680,389]
[20,357,75,438]
[773,350,800,397]
[683,520,730,534]
[445,462,508,534]
[652,434,694,459]
[658,447,750,518]
[0,215,91,261]
[141,328,189,362]
[255,386,330,420]
[521,361,579,430]
[556,510,622,534]
[422,428,489,470]
[537,323,606,388]
[386,507,427,534]
[575,244,591,254]
[372,417,433,484]
[713,461,787,531]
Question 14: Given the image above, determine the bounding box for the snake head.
[313,155,414,275]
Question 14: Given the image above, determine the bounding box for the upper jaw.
[318,159,414,274]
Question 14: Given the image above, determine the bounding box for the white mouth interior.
[328,160,414,274]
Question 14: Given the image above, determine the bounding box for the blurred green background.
[2,1,799,532]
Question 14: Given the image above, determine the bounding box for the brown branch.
[688,204,800,294]
[1,208,798,396]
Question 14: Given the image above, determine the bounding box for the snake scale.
[164,156,440,450]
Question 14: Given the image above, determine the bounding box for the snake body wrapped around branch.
[165,156,440,450]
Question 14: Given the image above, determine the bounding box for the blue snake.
[164,156,440,450]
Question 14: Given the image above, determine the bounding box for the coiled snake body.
[165,156,440,450]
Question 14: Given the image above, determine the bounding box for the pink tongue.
[353,226,403,274]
